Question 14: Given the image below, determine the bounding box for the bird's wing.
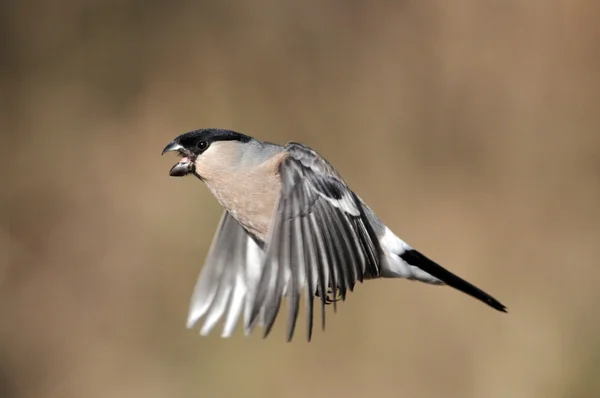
[186,211,265,338]
[248,143,383,341]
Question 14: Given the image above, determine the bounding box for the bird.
[162,128,507,342]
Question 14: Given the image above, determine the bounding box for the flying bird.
[162,128,507,341]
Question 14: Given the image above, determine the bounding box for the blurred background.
[2,1,600,397]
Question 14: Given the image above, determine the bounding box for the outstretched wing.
[248,143,383,341]
[186,211,265,337]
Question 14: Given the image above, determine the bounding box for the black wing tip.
[400,249,508,313]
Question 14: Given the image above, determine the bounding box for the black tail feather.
[399,249,507,312]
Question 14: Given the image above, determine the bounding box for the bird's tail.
[398,249,507,312]
[380,227,507,312]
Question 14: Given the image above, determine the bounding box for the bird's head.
[162,128,252,177]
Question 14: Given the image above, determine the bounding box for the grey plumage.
[163,128,507,342]
[249,143,385,340]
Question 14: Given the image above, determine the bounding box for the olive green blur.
[1,1,599,397]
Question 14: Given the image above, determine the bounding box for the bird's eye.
[196,141,208,150]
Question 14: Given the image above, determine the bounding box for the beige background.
[2,1,600,397]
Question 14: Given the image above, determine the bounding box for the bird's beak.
[162,141,184,155]
[162,141,194,177]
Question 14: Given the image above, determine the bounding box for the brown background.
[2,1,600,397]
